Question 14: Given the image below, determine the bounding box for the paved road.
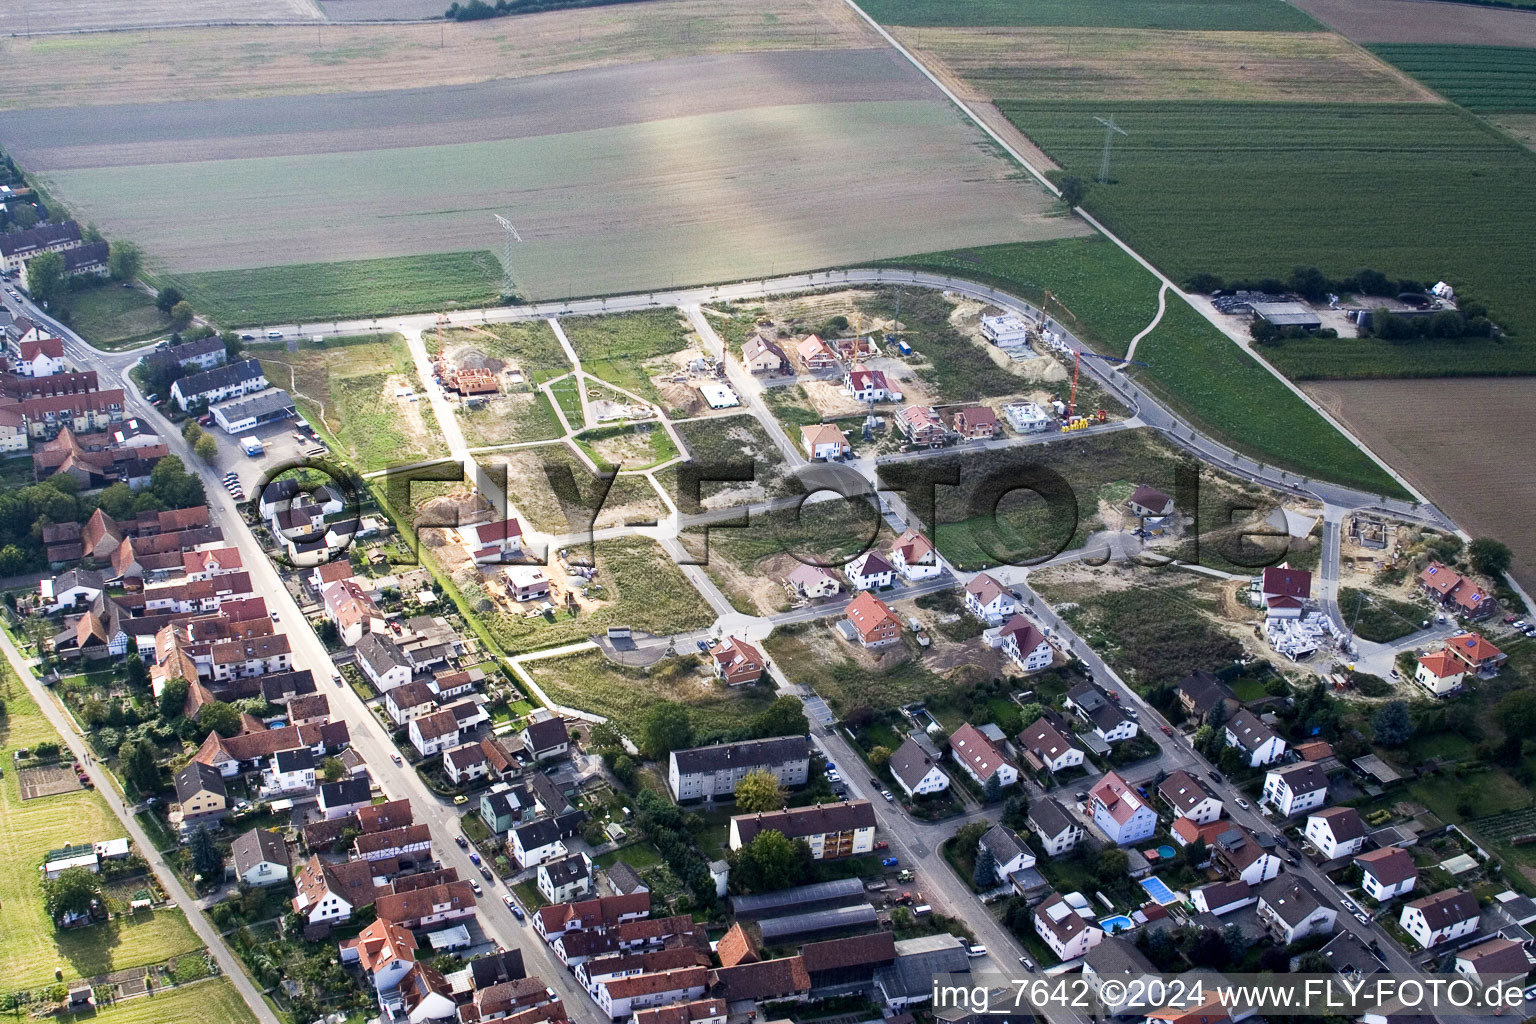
[0,627,284,1024]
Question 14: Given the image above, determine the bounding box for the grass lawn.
[560,310,693,405]
[93,978,258,1024]
[1371,44,1536,113]
[878,236,1159,359]
[1131,299,1407,497]
[574,422,679,472]
[855,0,1317,30]
[1337,588,1426,643]
[1411,768,1532,823]
[479,537,712,653]
[65,283,167,349]
[1001,100,1536,379]
[525,650,776,739]
[548,376,586,428]
[0,665,203,988]
[459,391,563,448]
[481,443,665,534]
[255,333,448,472]
[1029,570,1243,691]
[165,251,500,327]
[657,414,793,509]
[762,628,950,714]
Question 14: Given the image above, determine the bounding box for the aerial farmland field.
[998,100,1536,377]
[1303,377,1536,592]
[894,27,1435,103]
[1,48,1078,314]
[1290,0,1536,46]
[854,0,1319,30]
[1370,44,1536,111]
[0,0,319,35]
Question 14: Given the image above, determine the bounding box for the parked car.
[1160,724,1173,735]
[874,841,889,850]
[1210,772,1224,783]
[391,753,403,766]
[479,865,493,882]
[880,789,894,802]
[695,640,708,652]
[869,776,881,788]
[503,894,516,911]
[469,851,481,865]
[510,904,524,922]
[1236,798,1250,810]
[470,880,482,895]
[455,835,468,849]
[881,857,899,867]
[453,794,468,805]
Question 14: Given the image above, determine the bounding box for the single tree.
[321,757,346,783]
[158,677,190,721]
[732,829,809,892]
[1469,538,1513,578]
[197,701,241,737]
[42,867,100,922]
[1184,836,1208,869]
[221,330,244,360]
[1001,795,1030,829]
[974,844,999,889]
[734,770,786,813]
[869,745,892,768]
[107,241,142,281]
[155,286,184,314]
[983,772,1003,803]
[193,434,218,462]
[1096,847,1130,884]
[750,695,807,738]
[123,653,150,694]
[1059,176,1087,209]
[25,251,67,311]
[118,738,160,794]
[188,825,224,880]
[640,702,693,761]
[168,300,194,331]
[1372,700,1413,747]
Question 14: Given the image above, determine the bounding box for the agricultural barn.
[1250,302,1322,332]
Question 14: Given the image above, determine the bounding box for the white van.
[912,904,932,917]
[967,944,988,958]
[266,330,283,340]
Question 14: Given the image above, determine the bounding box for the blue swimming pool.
[1140,877,1180,905]
[1100,915,1135,934]
[1157,845,1177,860]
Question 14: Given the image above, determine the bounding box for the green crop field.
[1000,100,1536,378]
[256,334,447,472]
[1132,299,1406,496]
[91,979,258,1024]
[0,667,202,989]
[856,0,1317,30]
[1371,44,1536,112]
[165,252,501,327]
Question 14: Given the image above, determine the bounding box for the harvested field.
[6,53,1077,302]
[896,27,1433,103]
[857,0,1318,31]
[1302,377,1536,594]
[319,0,445,19]
[0,0,878,110]
[0,0,319,36]
[1291,0,1536,46]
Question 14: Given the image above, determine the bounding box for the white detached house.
[1400,889,1480,949]
[1304,807,1367,860]
[844,550,894,591]
[889,529,941,581]
[964,573,1017,625]
[1262,762,1328,818]
[1356,847,1418,902]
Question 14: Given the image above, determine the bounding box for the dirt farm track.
[1303,377,1536,594]
[1292,0,1536,46]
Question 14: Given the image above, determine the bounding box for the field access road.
[0,627,283,1024]
[3,293,606,1024]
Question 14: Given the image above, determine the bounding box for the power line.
[1094,115,1128,185]
[493,215,521,298]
